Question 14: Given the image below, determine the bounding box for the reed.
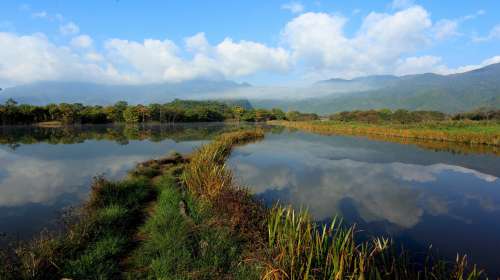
[270,120,500,146]
[263,205,485,280]
[183,129,265,199]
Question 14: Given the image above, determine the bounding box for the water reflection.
[0,123,237,244]
[228,131,500,275]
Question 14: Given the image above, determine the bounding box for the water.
[228,129,500,276]
[0,123,236,245]
[1,124,499,275]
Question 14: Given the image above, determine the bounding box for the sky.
[0,0,499,87]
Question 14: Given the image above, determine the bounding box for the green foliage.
[0,98,302,125]
[329,109,448,124]
[286,110,320,121]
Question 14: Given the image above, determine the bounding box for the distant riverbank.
[270,120,500,147]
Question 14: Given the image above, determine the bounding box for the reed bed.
[270,121,500,146]
[263,206,485,280]
[183,129,265,199]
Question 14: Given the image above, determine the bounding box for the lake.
[228,128,500,276]
[1,124,499,275]
[0,123,240,245]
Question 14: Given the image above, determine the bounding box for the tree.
[271,108,286,120]
[136,105,151,123]
[123,107,140,123]
[233,106,245,121]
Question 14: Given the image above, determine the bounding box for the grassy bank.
[270,120,500,147]
[0,128,490,279]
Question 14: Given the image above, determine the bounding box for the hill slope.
[253,63,500,114]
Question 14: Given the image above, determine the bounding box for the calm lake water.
[228,129,500,276]
[1,124,499,275]
[0,123,238,245]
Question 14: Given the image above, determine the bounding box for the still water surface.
[228,129,500,276]
[0,123,235,245]
[1,124,499,275]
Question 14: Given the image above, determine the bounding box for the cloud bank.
[0,3,499,87]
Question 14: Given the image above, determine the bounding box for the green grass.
[126,170,259,280]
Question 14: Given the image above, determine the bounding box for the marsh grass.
[271,120,500,147]
[263,206,485,280]
[183,129,265,199]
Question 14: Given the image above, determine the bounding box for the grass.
[269,120,500,150]
[126,169,256,279]
[0,128,492,279]
[0,164,156,279]
[263,206,484,280]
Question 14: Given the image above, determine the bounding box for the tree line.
[328,108,500,124]
[0,98,317,125]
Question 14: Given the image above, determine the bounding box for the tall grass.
[183,129,265,199]
[264,206,485,280]
[270,120,500,146]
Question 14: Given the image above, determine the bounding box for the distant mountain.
[252,63,500,114]
[0,80,250,105]
[2,63,500,114]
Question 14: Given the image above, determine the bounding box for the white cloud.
[473,24,500,42]
[432,10,485,41]
[281,2,304,14]
[433,19,459,40]
[104,34,290,83]
[462,9,485,21]
[59,22,79,35]
[32,10,64,22]
[70,34,93,48]
[32,11,48,19]
[0,4,499,87]
[445,56,500,74]
[391,0,414,10]
[0,32,113,86]
[395,55,446,75]
[282,6,432,79]
[85,52,104,62]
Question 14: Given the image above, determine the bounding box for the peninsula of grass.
[0,129,490,279]
[270,120,500,147]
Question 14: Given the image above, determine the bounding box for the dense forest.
[0,99,318,125]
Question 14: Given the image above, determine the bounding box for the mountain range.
[252,63,500,113]
[1,63,500,114]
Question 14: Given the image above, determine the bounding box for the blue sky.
[0,0,499,87]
